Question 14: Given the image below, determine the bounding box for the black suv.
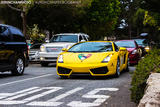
[0,24,29,75]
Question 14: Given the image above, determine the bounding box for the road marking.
[0,74,54,87]
[27,87,84,106]
[67,88,119,107]
[23,87,62,101]
[6,88,42,100]
[0,87,119,106]
[0,87,39,100]
[0,87,62,105]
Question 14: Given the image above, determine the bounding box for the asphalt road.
[0,64,136,107]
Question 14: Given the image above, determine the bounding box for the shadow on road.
[59,70,129,80]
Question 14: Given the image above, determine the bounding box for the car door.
[0,26,12,71]
[116,44,126,70]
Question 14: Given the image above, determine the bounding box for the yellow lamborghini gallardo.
[56,41,129,78]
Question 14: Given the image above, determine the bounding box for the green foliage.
[1,0,121,40]
[84,0,121,40]
[130,49,160,104]
[27,24,45,43]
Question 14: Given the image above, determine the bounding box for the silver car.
[29,43,42,62]
[39,33,89,66]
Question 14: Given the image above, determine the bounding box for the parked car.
[39,33,89,66]
[0,24,29,75]
[29,43,42,62]
[115,40,141,65]
[56,41,129,78]
[134,39,150,55]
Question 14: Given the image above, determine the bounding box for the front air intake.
[58,67,71,74]
[90,67,109,74]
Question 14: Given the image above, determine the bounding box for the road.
[0,64,136,107]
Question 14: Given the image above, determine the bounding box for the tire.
[124,62,129,72]
[41,62,48,67]
[115,58,120,77]
[124,59,129,72]
[11,57,25,76]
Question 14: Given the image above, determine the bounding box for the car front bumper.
[39,52,60,63]
[56,62,116,76]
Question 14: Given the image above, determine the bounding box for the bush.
[130,48,160,104]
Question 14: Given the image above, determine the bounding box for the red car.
[115,40,141,65]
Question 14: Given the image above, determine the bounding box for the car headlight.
[40,45,45,52]
[132,49,138,54]
[58,55,64,63]
[102,55,112,63]
[145,46,150,50]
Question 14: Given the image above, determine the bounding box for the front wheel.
[11,57,25,76]
[115,58,120,77]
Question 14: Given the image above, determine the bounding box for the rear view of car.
[115,40,141,65]
[0,24,29,75]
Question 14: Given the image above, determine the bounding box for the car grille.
[46,47,63,52]
[29,51,36,56]
[45,57,57,60]
[90,67,109,74]
[58,67,72,74]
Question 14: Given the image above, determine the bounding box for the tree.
[83,0,121,40]
[6,0,34,39]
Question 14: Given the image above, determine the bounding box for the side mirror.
[119,47,126,51]
[62,48,68,52]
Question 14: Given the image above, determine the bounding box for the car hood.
[62,52,114,64]
[126,48,135,52]
[43,42,75,48]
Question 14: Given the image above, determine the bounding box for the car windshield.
[50,35,78,43]
[68,42,113,52]
[134,39,148,47]
[30,44,41,49]
[115,41,136,48]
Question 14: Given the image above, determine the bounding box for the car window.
[83,35,88,41]
[9,27,25,42]
[68,42,113,52]
[115,41,136,48]
[79,35,83,42]
[114,43,119,51]
[50,35,78,43]
[0,26,10,42]
[30,44,41,49]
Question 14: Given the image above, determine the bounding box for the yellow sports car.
[56,41,129,78]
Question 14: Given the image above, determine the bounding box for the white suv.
[39,33,89,66]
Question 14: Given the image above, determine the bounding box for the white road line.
[48,87,84,102]
[0,74,54,87]
[67,88,119,107]
[6,88,42,100]
[23,87,62,101]
[0,87,39,100]
[0,101,25,105]
[27,87,83,106]
[27,101,62,106]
